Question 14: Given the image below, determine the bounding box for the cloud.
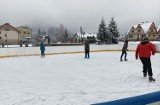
[0,0,159,33]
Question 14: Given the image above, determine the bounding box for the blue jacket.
[40,43,45,51]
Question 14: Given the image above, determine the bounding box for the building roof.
[133,25,138,28]
[0,23,20,33]
[17,26,32,30]
[157,26,160,32]
[76,32,97,38]
[140,22,153,33]
[127,21,153,34]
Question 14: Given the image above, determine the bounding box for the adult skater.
[120,39,128,61]
[84,39,90,59]
[135,37,156,81]
[40,41,45,58]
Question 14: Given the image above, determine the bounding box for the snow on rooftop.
[76,32,97,38]
[128,22,153,34]
[140,22,153,33]
[133,25,138,28]
[157,25,160,32]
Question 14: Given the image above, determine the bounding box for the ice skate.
[149,76,155,81]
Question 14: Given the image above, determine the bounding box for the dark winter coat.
[122,40,128,51]
[136,42,156,58]
[40,42,45,51]
[84,41,90,51]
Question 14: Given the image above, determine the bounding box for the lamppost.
[5,26,10,47]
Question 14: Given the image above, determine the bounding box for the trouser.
[140,57,153,77]
[41,51,45,57]
[85,50,90,58]
[120,50,127,60]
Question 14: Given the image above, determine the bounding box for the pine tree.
[64,29,68,43]
[108,17,120,44]
[38,29,41,36]
[98,18,109,43]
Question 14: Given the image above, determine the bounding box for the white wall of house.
[0,30,19,39]
[0,30,19,44]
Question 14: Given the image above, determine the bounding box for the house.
[155,26,160,41]
[17,26,32,41]
[127,22,157,41]
[0,23,20,45]
[72,32,97,43]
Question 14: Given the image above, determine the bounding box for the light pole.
[5,26,10,47]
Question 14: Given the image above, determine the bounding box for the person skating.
[135,37,156,81]
[40,42,45,58]
[120,39,128,61]
[84,39,90,59]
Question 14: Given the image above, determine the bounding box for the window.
[142,34,146,38]
[0,31,1,34]
[132,30,134,33]
[28,32,30,34]
[24,31,26,34]
[129,35,133,38]
[138,30,141,32]
[150,29,153,32]
[0,37,1,39]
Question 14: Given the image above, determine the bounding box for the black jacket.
[85,41,90,51]
[122,41,128,51]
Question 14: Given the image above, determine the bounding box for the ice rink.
[0,52,160,105]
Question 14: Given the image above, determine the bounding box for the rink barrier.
[0,50,120,58]
[92,91,160,105]
[0,44,160,58]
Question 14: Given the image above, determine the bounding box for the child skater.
[40,41,45,58]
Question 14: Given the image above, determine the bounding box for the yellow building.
[17,26,32,40]
[0,23,20,45]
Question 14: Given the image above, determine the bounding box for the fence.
[0,43,160,58]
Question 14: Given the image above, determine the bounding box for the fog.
[0,0,160,34]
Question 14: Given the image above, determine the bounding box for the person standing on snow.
[40,42,45,58]
[135,37,156,81]
[84,39,90,59]
[120,39,128,61]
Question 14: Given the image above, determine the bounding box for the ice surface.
[0,52,160,105]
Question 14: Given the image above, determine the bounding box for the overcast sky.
[0,0,160,34]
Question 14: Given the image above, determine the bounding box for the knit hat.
[142,37,149,42]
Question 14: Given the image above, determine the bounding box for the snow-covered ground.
[0,52,160,105]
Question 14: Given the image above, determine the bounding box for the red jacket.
[135,42,156,58]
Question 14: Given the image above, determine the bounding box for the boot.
[149,76,155,81]
[143,73,147,77]
[88,56,90,59]
[124,59,128,61]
